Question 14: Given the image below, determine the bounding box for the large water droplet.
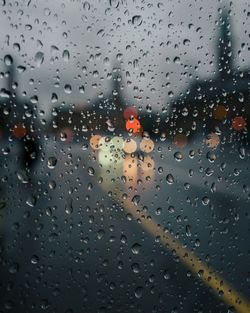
[4,55,13,66]
[34,51,44,67]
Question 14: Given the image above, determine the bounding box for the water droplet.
[185,224,192,237]
[132,195,141,206]
[202,196,210,205]
[134,286,143,298]
[174,151,183,162]
[34,51,44,67]
[62,50,70,61]
[166,174,174,184]
[4,55,13,66]
[0,88,10,98]
[132,15,142,26]
[47,157,57,169]
[64,84,72,94]
[31,255,39,264]
[26,195,36,207]
[131,243,141,254]
[65,198,73,214]
[238,146,245,159]
[88,167,95,176]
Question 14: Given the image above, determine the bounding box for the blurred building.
[170,8,250,143]
[47,8,249,145]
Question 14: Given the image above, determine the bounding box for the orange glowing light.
[123,155,138,185]
[140,155,155,172]
[173,134,187,148]
[123,138,137,154]
[90,134,102,150]
[13,123,27,139]
[139,138,154,153]
[232,116,246,132]
[213,105,227,120]
[125,118,141,134]
[123,106,138,120]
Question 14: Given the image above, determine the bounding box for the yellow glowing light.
[140,155,155,172]
[123,155,138,184]
[139,138,155,153]
[111,136,124,150]
[90,134,102,150]
[99,136,113,152]
[98,150,112,166]
[123,138,137,154]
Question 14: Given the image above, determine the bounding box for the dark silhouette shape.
[0,60,40,171]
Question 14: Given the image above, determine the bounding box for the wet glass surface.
[0,1,250,312]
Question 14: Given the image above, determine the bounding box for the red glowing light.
[125,118,141,134]
[232,116,246,132]
[13,123,27,138]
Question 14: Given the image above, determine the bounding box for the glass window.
[0,1,249,312]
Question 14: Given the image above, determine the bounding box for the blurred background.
[0,0,250,312]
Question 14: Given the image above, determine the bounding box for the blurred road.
[0,135,250,313]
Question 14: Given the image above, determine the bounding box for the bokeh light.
[205,132,220,148]
[140,155,155,172]
[111,136,124,151]
[139,138,155,153]
[13,123,27,139]
[123,138,137,154]
[173,134,188,148]
[90,134,102,150]
[232,116,246,132]
[99,136,113,152]
[213,105,227,120]
[123,155,138,184]
[125,118,141,134]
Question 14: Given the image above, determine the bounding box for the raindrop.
[88,167,95,176]
[134,286,143,298]
[238,146,245,159]
[83,1,90,10]
[131,263,140,273]
[174,151,183,162]
[65,198,73,214]
[132,15,142,26]
[26,195,36,207]
[31,255,39,264]
[62,50,70,61]
[64,84,72,94]
[132,195,141,206]
[0,88,10,98]
[47,157,57,169]
[185,224,192,237]
[166,174,174,184]
[34,51,44,67]
[202,196,210,205]
[4,55,13,66]
[131,243,141,254]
